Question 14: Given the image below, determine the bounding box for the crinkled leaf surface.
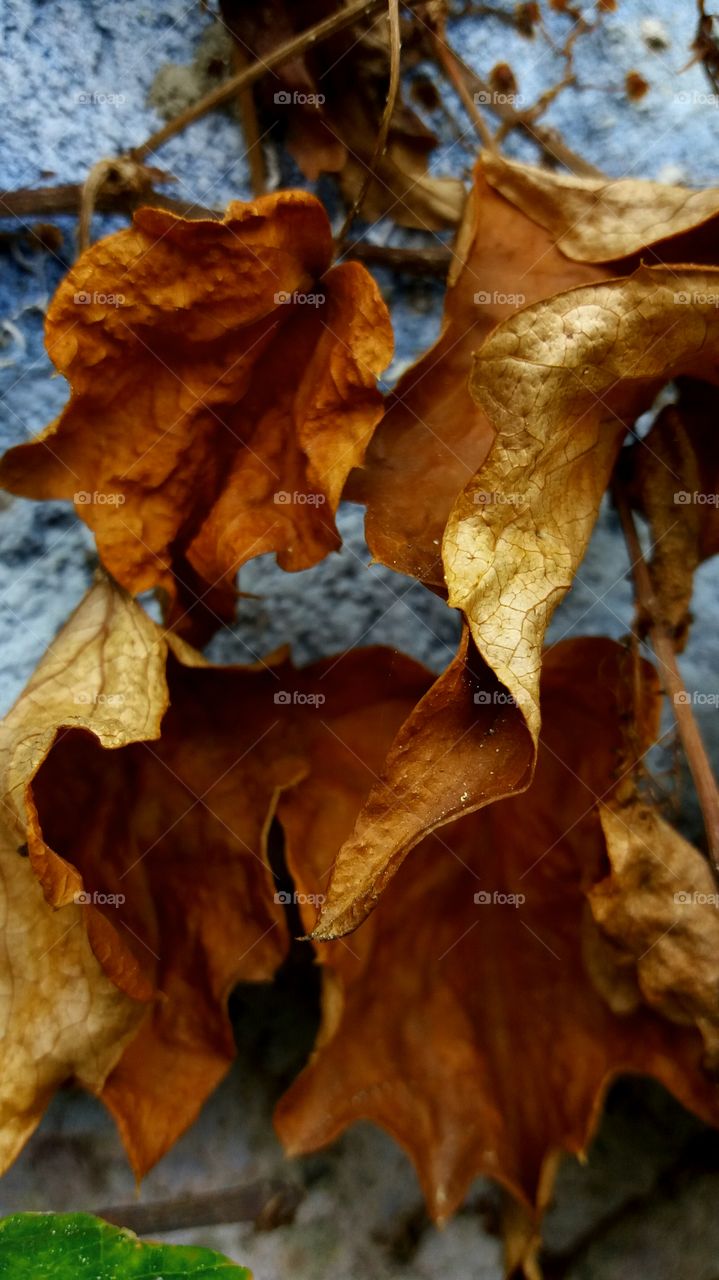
[445,266,719,743]
[482,151,719,263]
[0,1213,249,1279]
[0,193,392,638]
[349,153,719,589]
[312,182,719,939]
[0,577,429,1177]
[348,160,605,585]
[277,639,719,1223]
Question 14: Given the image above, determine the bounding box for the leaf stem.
[613,481,719,871]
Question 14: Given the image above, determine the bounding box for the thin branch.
[335,0,402,253]
[432,35,495,150]
[231,44,268,198]
[613,481,719,872]
[345,239,450,275]
[692,0,719,95]
[0,182,453,274]
[97,1177,304,1236]
[0,171,173,221]
[131,0,388,162]
[432,33,601,176]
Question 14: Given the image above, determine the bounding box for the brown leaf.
[311,627,535,940]
[277,638,719,1225]
[0,576,429,1177]
[348,159,605,585]
[351,154,719,590]
[220,0,465,231]
[481,151,719,263]
[674,382,719,563]
[445,266,719,744]
[625,381,719,647]
[625,404,702,648]
[0,194,392,639]
[589,797,719,1070]
[336,126,466,233]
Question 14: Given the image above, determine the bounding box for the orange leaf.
[0,194,392,639]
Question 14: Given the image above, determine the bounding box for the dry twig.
[131,0,389,162]
[98,1178,304,1236]
[335,0,402,253]
[613,481,719,872]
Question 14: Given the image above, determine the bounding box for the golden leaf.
[445,266,719,743]
[482,151,719,262]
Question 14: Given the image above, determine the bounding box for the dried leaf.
[589,797,719,1069]
[220,0,465,230]
[481,151,719,263]
[278,639,719,1222]
[337,129,466,232]
[0,577,428,1176]
[348,160,605,585]
[445,266,719,743]
[626,403,702,647]
[352,154,719,590]
[0,583,165,1174]
[625,381,719,647]
[312,627,535,940]
[0,194,392,638]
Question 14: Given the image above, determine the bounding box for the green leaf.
[0,1212,252,1279]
